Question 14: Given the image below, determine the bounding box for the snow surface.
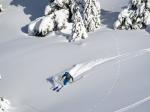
[0,0,150,112]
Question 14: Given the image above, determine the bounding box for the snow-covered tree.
[114,0,150,30]
[28,0,101,41]
[28,14,55,36]
[44,0,71,16]
[0,4,4,12]
[0,97,10,112]
[28,0,70,36]
[71,7,88,41]
[83,0,101,32]
[54,9,69,30]
[28,9,69,37]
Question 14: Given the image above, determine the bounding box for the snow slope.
[0,0,150,112]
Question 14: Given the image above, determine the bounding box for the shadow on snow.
[101,9,119,29]
[10,0,48,34]
[10,0,48,21]
[146,25,150,34]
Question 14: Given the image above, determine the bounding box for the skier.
[51,56,120,92]
[62,72,73,85]
[52,59,103,92]
[52,72,73,92]
[52,58,106,92]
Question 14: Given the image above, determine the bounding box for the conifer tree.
[83,0,101,32]
[72,7,88,41]
[114,0,150,30]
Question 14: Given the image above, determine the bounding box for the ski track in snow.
[88,34,122,112]
[47,47,150,112]
[103,35,121,99]
[82,47,150,80]
[74,47,150,112]
[23,103,45,112]
[114,96,150,112]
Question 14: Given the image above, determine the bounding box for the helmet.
[64,72,70,76]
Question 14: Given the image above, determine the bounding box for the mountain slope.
[0,0,150,112]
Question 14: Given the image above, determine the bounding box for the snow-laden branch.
[0,97,10,112]
[0,4,4,12]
